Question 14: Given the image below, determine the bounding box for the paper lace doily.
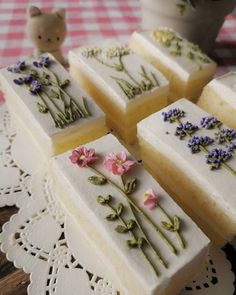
[0,102,235,295]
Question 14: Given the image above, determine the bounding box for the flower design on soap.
[69,147,98,167]
[7,60,26,73]
[188,136,213,153]
[200,116,221,129]
[215,128,236,144]
[175,122,198,139]
[29,80,42,95]
[103,151,135,176]
[144,189,159,210]
[162,108,185,123]
[206,148,233,170]
[33,56,51,68]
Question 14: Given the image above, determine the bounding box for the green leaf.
[88,176,107,185]
[50,89,59,98]
[117,203,124,216]
[137,237,146,247]
[60,79,70,88]
[97,195,111,205]
[106,213,118,221]
[161,221,175,232]
[127,219,136,230]
[126,239,138,249]
[124,178,137,194]
[173,216,180,231]
[115,225,128,233]
[37,102,48,113]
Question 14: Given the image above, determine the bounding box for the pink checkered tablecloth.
[0,0,236,102]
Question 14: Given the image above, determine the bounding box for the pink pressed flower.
[144,189,159,210]
[103,151,135,176]
[69,147,97,167]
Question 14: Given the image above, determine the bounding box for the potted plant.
[140,0,236,52]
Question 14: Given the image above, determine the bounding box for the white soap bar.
[138,98,236,245]
[69,39,169,144]
[52,133,209,295]
[198,72,236,130]
[0,54,106,157]
[129,29,216,101]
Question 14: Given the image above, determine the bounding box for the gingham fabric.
[0,0,235,102]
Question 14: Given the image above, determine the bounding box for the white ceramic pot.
[140,0,236,52]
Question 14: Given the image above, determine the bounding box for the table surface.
[0,1,236,294]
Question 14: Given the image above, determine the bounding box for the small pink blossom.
[103,151,135,176]
[144,189,159,210]
[69,147,97,167]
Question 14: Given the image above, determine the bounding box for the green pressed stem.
[107,203,160,276]
[88,166,177,255]
[43,90,66,119]
[37,92,57,125]
[120,176,168,268]
[95,56,117,69]
[222,162,236,177]
[130,205,168,268]
[119,55,141,88]
[158,205,185,250]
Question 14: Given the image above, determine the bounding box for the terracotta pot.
[140,0,236,52]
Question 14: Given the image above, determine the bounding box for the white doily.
[0,102,235,295]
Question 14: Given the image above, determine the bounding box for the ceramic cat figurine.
[26,6,67,63]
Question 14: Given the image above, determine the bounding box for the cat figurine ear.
[26,6,67,64]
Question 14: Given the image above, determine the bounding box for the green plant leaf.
[138,237,146,247]
[37,102,48,113]
[126,239,138,249]
[97,195,111,205]
[106,213,118,221]
[173,216,180,231]
[124,178,137,194]
[88,176,107,185]
[117,203,124,216]
[161,221,175,232]
[60,79,70,88]
[127,219,136,230]
[115,225,128,233]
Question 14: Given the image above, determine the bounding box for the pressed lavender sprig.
[188,136,213,153]
[162,109,236,177]
[8,56,90,128]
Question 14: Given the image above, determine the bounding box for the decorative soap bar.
[0,54,107,157]
[137,98,236,245]
[198,72,236,130]
[51,133,210,295]
[68,40,169,144]
[129,28,216,102]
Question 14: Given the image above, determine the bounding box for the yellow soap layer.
[70,66,167,144]
[138,136,236,246]
[129,37,215,103]
[198,86,236,131]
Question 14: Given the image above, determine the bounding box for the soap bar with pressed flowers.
[137,98,236,245]
[68,39,169,144]
[51,133,209,295]
[198,72,236,130]
[0,54,107,157]
[129,29,216,102]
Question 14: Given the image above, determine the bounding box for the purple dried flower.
[200,116,221,129]
[206,148,232,170]
[188,136,213,153]
[7,61,26,73]
[215,128,236,144]
[227,142,236,154]
[29,80,42,94]
[13,78,24,85]
[33,56,51,68]
[175,121,198,139]
[162,108,185,123]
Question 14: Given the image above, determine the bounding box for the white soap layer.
[130,29,216,82]
[52,133,209,295]
[207,72,236,110]
[69,39,169,110]
[0,54,105,156]
[138,99,236,222]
